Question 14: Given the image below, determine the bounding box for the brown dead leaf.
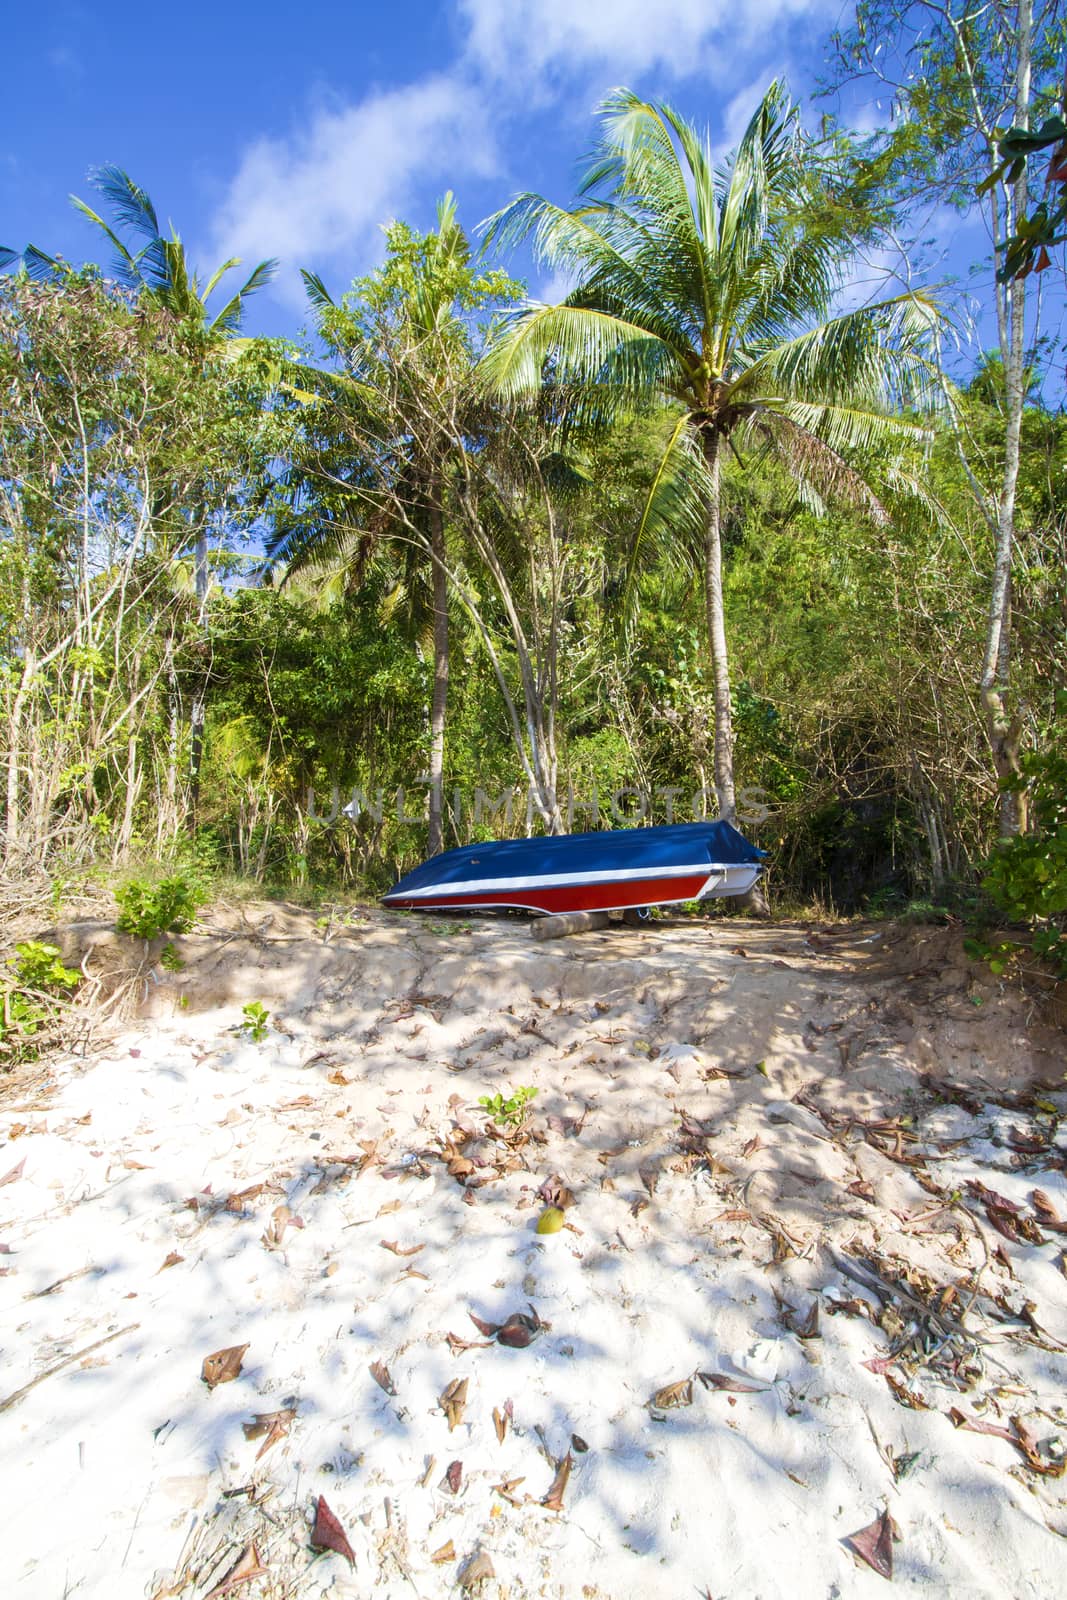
[1011,1415,1067,1477]
[843,1508,896,1580]
[948,1406,1014,1443]
[742,1135,763,1158]
[157,1251,184,1272]
[797,1300,821,1340]
[446,1331,492,1356]
[469,1305,547,1348]
[459,1551,496,1589]
[697,1371,768,1394]
[310,1495,355,1565]
[442,1459,463,1494]
[379,1239,425,1257]
[650,1377,694,1411]
[493,1400,513,1444]
[630,1196,650,1219]
[1030,1190,1067,1233]
[377,1198,403,1217]
[201,1344,249,1390]
[542,1452,572,1512]
[327,1070,350,1086]
[243,1406,296,1461]
[440,1377,469,1430]
[431,1540,455,1564]
[492,1475,526,1506]
[0,1159,25,1188]
[370,1361,396,1397]
[536,1173,575,1210]
[885,1374,929,1410]
[203,1542,268,1599]
[638,1162,660,1197]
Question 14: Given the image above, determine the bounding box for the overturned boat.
[382,819,765,916]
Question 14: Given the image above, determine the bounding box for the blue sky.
[2,0,1011,364]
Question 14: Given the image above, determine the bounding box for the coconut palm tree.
[272,195,519,856]
[481,83,942,825]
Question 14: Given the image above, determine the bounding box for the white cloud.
[210,75,498,303]
[459,0,833,83]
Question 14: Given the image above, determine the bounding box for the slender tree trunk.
[4,646,34,866]
[981,0,1032,838]
[701,429,737,824]
[427,490,448,857]
[188,522,209,833]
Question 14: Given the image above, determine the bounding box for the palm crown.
[482,83,943,822]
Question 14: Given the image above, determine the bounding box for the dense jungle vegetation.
[1,0,1064,974]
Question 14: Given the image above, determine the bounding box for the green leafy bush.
[0,941,81,1066]
[115,873,206,940]
[980,736,1067,976]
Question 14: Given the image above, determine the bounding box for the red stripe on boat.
[384,872,711,915]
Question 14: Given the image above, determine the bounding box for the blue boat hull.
[383,820,765,915]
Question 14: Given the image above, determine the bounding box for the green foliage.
[479,1085,538,1128]
[115,873,206,940]
[239,1001,270,1043]
[159,942,185,972]
[0,942,81,1067]
[981,736,1067,975]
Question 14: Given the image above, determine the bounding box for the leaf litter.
[4,910,1067,1598]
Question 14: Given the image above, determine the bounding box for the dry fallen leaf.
[542,1452,572,1512]
[469,1305,548,1348]
[842,1507,897,1580]
[459,1551,496,1589]
[440,1377,469,1430]
[0,1159,25,1188]
[370,1361,396,1397]
[697,1371,768,1394]
[650,1377,694,1411]
[157,1251,184,1272]
[492,1475,527,1506]
[203,1541,268,1600]
[442,1459,463,1494]
[431,1540,455,1564]
[380,1239,425,1257]
[493,1399,513,1444]
[310,1495,356,1565]
[536,1173,575,1209]
[201,1344,249,1390]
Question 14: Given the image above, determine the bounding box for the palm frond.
[0,245,17,273]
[70,197,141,287]
[202,257,241,301]
[301,268,336,313]
[745,410,889,525]
[86,165,160,241]
[621,412,707,622]
[481,301,679,406]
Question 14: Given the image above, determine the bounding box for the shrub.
[115,873,206,940]
[0,941,81,1067]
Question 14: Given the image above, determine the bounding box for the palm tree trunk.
[427,493,448,857]
[701,430,737,825]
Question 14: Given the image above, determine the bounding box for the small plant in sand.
[239,1001,270,1043]
[115,873,206,941]
[0,941,81,1066]
[479,1085,538,1129]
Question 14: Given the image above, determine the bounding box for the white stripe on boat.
[387,861,744,899]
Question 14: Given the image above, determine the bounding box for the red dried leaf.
[201,1344,249,1390]
[442,1459,463,1494]
[310,1495,355,1565]
[536,1173,575,1209]
[157,1251,184,1272]
[843,1508,895,1580]
[948,1406,1014,1442]
[861,1355,896,1376]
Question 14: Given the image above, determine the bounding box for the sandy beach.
[1,908,1064,1598]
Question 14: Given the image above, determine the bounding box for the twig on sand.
[0,1322,139,1416]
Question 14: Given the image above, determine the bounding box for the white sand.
[1,912,1064,1598]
